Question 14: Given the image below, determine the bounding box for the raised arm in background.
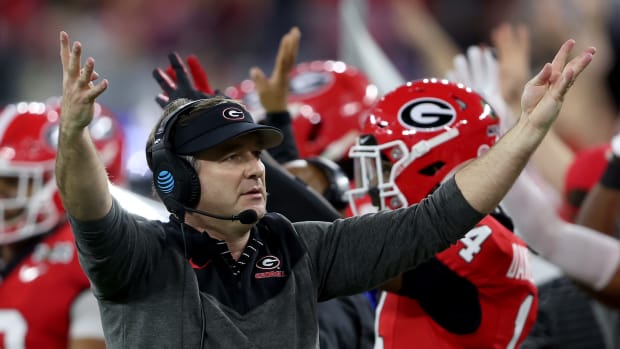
[576,134,620,237]
[390,0,460,77]
[492,23,576,195]
[523,0,617,150]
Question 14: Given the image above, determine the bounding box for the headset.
[306,156,350,210]
[150,99,259,225]
[150,99,204,215]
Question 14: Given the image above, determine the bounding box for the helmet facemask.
[0,161,59,244]
[347,125,461,215]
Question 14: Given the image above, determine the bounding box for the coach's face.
[194,133,268,223]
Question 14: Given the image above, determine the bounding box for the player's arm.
[491,23,575,193]
[69,338,106,349]
[390,0,460,77]
[575,177,620,238]
[575,136,620,236]
[56,31,112,221]
[502,164,620,302]
[249,27,300,163]
[454,40,595,214]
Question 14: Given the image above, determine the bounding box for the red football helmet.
[0,100,125,244]
[346,79,501,215]
[48,98,126,184]
[226,60,379,161]
[225,79,265,121]
[0,101,64,244]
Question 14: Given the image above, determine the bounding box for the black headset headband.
[153,99,204,154]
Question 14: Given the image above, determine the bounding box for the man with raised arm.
[55,30,594,348]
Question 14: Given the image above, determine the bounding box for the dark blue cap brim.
[174,122,283,155]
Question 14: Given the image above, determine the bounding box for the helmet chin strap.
[399,127,461,172]
[383,127,461,210]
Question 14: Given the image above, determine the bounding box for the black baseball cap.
[172,101,283,155]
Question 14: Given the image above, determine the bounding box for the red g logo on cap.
[223,107,245,120]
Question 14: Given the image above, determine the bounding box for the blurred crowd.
[4,0,620,180]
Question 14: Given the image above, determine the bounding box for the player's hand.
[59,31,107,134]
[491,23,531,115]
[250,27,301,113]
[152,52,213,108]
[446,45,513,134]
[446,45,498,95]
[521,39,595,134]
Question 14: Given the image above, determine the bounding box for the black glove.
[152,52,212,108]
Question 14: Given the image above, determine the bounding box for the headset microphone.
[184,207,259,224]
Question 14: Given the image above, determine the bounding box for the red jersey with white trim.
[376,215,538,349]
[0,223,92,349]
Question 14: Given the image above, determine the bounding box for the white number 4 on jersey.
[458,226,492,263]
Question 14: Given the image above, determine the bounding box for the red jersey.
[0,223,92,349]
[376,215,538,349]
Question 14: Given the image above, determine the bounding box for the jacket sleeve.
[295,176,484,300]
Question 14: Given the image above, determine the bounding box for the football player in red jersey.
[346,79,538,349]
[0,100,123,349]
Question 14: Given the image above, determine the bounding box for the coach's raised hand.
[520,39,595,138]
[56,31,112,221]
[59,31,107,133]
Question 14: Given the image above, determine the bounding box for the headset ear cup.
[306,156,350,210]
[181,159,201,209]
[152,148,202,212]
[150,99,206,214]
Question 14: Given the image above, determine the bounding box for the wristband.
[265,111,292,127]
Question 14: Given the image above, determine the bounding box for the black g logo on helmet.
[398,98,456,131]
